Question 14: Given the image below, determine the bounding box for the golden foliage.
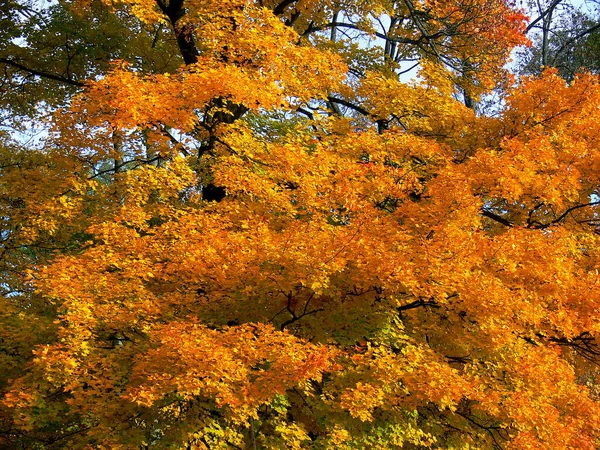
[4,0,600,449]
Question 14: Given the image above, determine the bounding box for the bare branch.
[0,58,86,87]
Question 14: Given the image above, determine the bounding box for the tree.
[4,0,600,449]
[519,0,600,81]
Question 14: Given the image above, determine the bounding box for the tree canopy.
[2,0,600,449]
[519,0,600,81]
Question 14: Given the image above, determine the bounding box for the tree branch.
[273,0,297,16]
[155,0,198,65]
[0,58,86,87]
[397,298,439,313]
[530,201,600,229]
[481,209,514,227]
[554,22,600,58]
[526,0,563,32]
[327,96,370,116]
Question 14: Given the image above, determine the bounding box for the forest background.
[4,0,600,448]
